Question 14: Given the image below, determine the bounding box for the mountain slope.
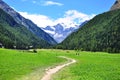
[43,24,78,43]
[43,21,88,43]
[111,0,120,11]
[0,8,51,49]
[0,0,57,45]
[58,9,120,53]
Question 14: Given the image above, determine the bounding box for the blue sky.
[3,0,116,28]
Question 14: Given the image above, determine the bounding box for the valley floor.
[0,48,120,80]
[41,56,76,80]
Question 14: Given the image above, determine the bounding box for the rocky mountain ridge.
[111,0,120,11]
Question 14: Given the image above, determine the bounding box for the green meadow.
[53,51,120,80]
[0,48,120,80]
[0,49,65,80]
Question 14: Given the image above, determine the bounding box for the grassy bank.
[0,49,65,80]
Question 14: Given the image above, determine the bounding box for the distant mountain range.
[43,24,77,43]
[0,0,57,45]
[42,21,88,43]
[57,1,120,53]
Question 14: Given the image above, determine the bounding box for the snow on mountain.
[44,20,89,43]
[42,21,87,43]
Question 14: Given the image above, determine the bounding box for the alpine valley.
[0,1,120,80]
[0,0,89,48]
[0,0,120,53]
[0,0,57,49]
[57,0,120,53]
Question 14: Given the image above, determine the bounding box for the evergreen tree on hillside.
[57,9,120,53]
[0,8,51,49]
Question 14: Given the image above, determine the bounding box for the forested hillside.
[57,9,120,53]
[0,8,51,49]
[0,0,57,45]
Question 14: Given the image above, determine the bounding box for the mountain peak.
[110,0,120,11]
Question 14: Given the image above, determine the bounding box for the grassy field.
[53,51,120,80]
[0,48,66,80]
[0,49,120,80]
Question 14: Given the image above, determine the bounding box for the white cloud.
[42,1,63,6]
[19,12,55,27]
[32,1,37,4]
[19,10,96,28]
[19,10,96,43]
[55,10,95,28]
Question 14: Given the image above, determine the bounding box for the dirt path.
[41,56,76,80]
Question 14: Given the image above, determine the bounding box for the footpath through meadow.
[41,56,76,80]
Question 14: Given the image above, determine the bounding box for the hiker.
[75,49,79,55]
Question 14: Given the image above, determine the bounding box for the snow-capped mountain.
[42,21,88,43]
[43,24,75,43]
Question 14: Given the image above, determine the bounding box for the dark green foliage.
[0,8,51,49]
[0,0,57,45]
[33,49,37,53]
[58,9,120,53]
